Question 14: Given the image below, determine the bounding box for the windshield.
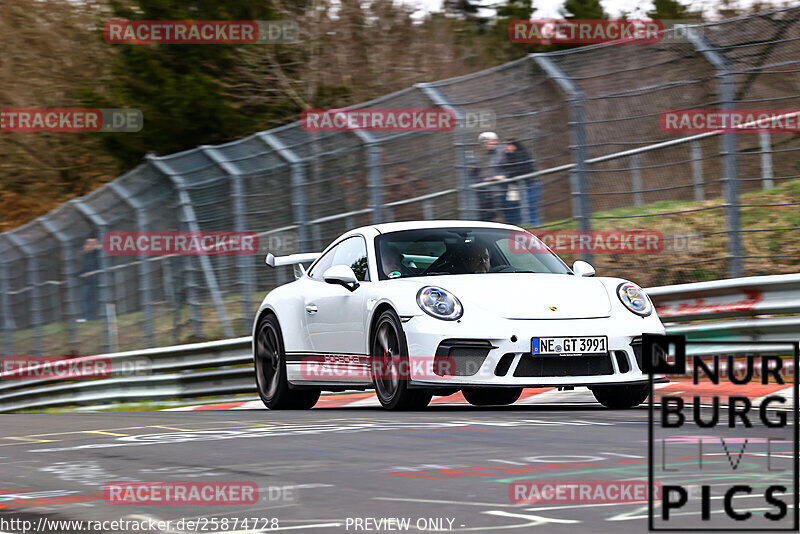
[375,227,571,280]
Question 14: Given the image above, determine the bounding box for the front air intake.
[434,339,494,376]
[513,354,614,377]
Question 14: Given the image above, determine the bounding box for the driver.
[457,241,491,273]
[380,245,412,278]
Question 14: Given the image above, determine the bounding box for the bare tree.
[0,0,117,230]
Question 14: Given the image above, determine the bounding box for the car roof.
[351,220,523,236]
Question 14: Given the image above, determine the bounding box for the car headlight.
[416,286,463,321]
[616,282,652,317]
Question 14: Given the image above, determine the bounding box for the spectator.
[477,132,506,221]
[78,237,100,322]
[465,149,484,215]
[503,140,540,225]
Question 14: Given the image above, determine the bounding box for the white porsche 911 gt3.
[253,221,666,410]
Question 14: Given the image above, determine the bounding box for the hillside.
[530,178,800,287]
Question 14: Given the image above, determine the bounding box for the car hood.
[400,273,612,319]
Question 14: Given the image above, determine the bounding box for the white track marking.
[374,496,522,508]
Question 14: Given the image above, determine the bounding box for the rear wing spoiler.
[265,252,321,278]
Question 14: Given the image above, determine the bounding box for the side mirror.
[572,260,595,277]
[323,265,360,292]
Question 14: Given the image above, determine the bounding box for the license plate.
[531,336,607,355]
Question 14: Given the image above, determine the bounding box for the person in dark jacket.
[502,141,540,226]
[78,238,100,322]
[476,132,506,221]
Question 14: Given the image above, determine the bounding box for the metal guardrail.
[0,337,253,412]
[0,274,797,412]
[648,273,800,321]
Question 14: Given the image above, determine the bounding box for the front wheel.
[254,314,320,409]
[590,384,649,409]
[371,309,432,410]
[462,387,523,406]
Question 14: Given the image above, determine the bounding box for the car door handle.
[305,304,318,314]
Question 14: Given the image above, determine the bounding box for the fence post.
[201,146,255,333]
[108,181,155,348]
[38,217,80,354]
[5,234,43,355]
[688,29,742,278]
[417,83,473,220]
[147,155,234,339]
[162,257,180,344]
[691,140,705,201]
[71,199,114,354]
[759,131,774,189]
[533,54,592,263]
[311,224,322,252]
[0,238,14,357]
[351,130,383,224]
[184,251,202,340]
[631,154,644,207]
[258,133,310,253]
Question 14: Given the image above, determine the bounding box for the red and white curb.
[164,383,794,411]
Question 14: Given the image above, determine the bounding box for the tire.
[371,309,432,410]
[590,384,649,409]
[254,314,320,410]
[462,387,523,406]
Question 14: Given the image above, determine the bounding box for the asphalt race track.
[0,395,795,533]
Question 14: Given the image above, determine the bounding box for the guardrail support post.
[533,54,592,262]
[417,83,474,220]
[201,146,255,333]
[258,133,311,253]
[147,155,234,339]
[108,181,155,348]
[688,29,742,278]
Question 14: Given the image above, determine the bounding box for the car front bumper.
[403,313,667,388]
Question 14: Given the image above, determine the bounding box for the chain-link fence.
[2,8,799,357]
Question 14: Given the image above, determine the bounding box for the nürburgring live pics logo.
[644,334,798,531]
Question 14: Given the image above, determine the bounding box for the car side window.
[331,236,370,281]
[307,244,338,281]
[308,236,370,282]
